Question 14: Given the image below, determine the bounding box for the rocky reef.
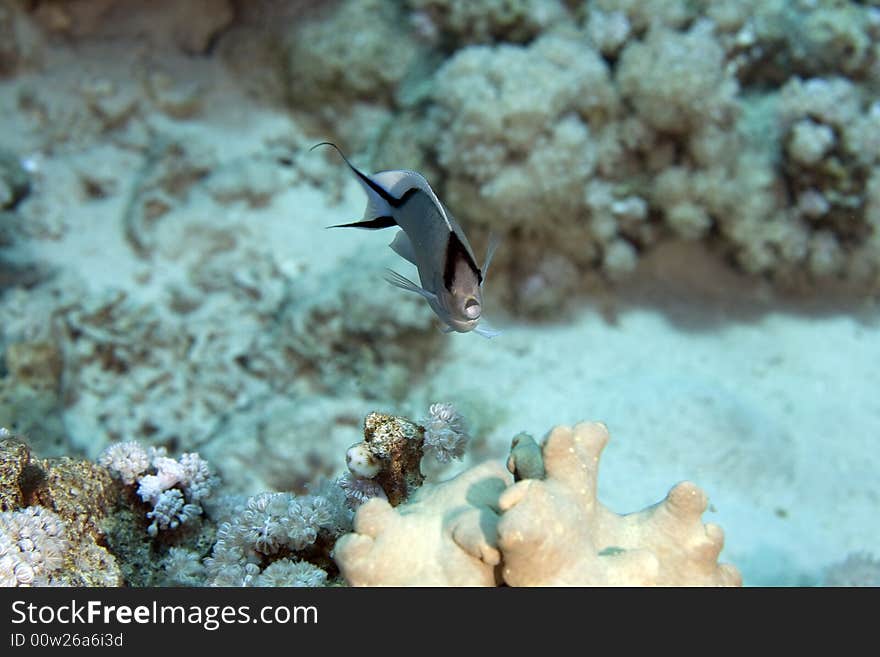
[1,411,743,587]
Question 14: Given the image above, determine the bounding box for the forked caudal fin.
[311,142,396,226]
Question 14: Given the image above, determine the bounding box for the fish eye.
[464,297,481,320]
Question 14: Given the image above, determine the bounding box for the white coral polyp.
[0,506,70,586]
[98,441,150,485]
[422,402,469,463]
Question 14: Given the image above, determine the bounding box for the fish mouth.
[464,297,481,320]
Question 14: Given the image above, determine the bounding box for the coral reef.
[0,433,123,586]
[0,0,875,591]
[334,421,740,586]
[365,0,880,311]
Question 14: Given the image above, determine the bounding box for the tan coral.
[497,422,741,586]
[0,435,31,510]
[334,461,512,586]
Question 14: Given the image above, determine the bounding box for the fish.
[313,142,500,338]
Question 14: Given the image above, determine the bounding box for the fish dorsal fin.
[389,230,418,265]
[443,231,482,291]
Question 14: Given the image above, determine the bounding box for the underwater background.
[0,0,878,586]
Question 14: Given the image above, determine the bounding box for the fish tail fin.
[311,141,394,223]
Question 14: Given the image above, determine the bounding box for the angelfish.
[314,142,500,338]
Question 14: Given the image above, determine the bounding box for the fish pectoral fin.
[327,216,397,230]
[473,320,502,339]
[439,324,456,334]
[482,233,501,280]
[389,230,418,265]
[383,268,436,301]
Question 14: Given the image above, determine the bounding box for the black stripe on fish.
[328,216,397,230]
[443,231,483,291]
[392,187,420,208]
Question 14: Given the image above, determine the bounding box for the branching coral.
[409,30,629,297]
[617,20,739,136]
